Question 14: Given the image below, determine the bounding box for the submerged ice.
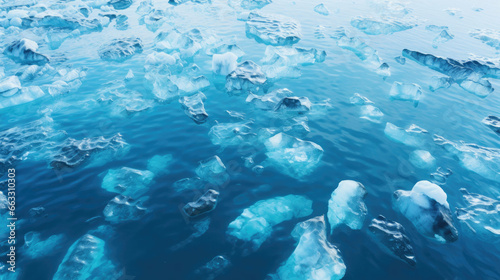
[245,12,301,46]
[327,180,368,232]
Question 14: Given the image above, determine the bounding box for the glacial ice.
[194,255,231,280]
[53,234,122,280]
[212,52,238,76]
[393,180,458,243]
[225,60,267,94]
[246,12,301,46]
[433,135,500,182]
[103,195,148,224]
[359,105,384,123]
[469,29,500,50]
[183,189,219,217]
[246,88,292,110]
[179,92,209,124]
[273,215,346,280]
[314,4,330,16]
[208,120,255,147]
[384,122,428,148]
[98,37,143,61]
[482,116,500,135]
[351,16,416,35]
[3,38,49,65]
[456,188,500,243]
[23,231,65,259]
[327,180,368,232]
[264,132,323,178]
[368,215,416,266]
[409,150,436,169]
[101,167,155,198]
[349,93,373,105]
[261,46,326,78]
[195,156,230,186]
[227,194,313,250]
[389,82,422,106]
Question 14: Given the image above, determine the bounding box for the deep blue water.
[0,0,499,279]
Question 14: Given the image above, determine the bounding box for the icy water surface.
[0,0,499,279]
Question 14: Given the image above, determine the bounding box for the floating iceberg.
[389,82,422,106]
[208,121,254,147]
[225,60,266,94]
[482,116,500,135]
[273,215,346,280]
[246,12,301,46]
[103,195,148,224]
[369,215,416,266]
[227,194,313,250]
[409,150,436,169]
[327,180,368,232]
[384,122,428,148]
[98,37,143,61]
[359,105,384,123]
[101,167,155,198]
[179,92,209,124]
[212,52,238,76]
[194,255,231,280]
[23,232,65,259]
[264,132,323,178]
[53,234,122,280]
[433,135,500,182]
[469,29,500,50]
[393,180,458,243]
[3,38,49,65]
[351,16,416,35]
[183,189,219,217]
[456,188,500,243]
[314,4,330,16]
[195,156,230,186]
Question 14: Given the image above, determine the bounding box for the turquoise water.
[0,0,499,279]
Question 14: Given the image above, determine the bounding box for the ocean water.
[0,0,499,279]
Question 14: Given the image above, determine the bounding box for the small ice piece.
[227,195,313,250]
[147,154,173,176]
[469,29,500,50]
[195,156,230,186]
[208,121,254,147]
[125,69,134,80]
[101,167,154,198]
[225,60,266,94]
[430,167,452,185]
[394,56,406,65]
[327,180,367,232]
[389,82,422,106]
[360,105,384,123]
[264,133,323,178]
[333,28,385,71]
[207,44,245,57]
[384,123,428,147]
[456,188,500,243]
[426,25,448,33]
[53,234,122,280]
[432,30,454,48]
[350,16,416,35]
[368,215,416,266]
[179,92,209,124]
[458,77,494,98]
[314,4,330,16]
[103,195,148,224]
[274,96,311,113]
[212,52,238,76]
[409,150,436,169]
[444,8,463,18]
[98,37,143,61]
[377,62,391,78]
[194,255,231,280]
[108,0,133,10]
[393,180,458,243]
[274,215,346,280]
[252,165,264,174]
[0,76,21,96]
[246,88,292,110]
[3,38,49,65]
[482,116,500,135]
[183,189,219,217]
[349,93,373,105]
[246,12,301,46]
[429,76,453,91]
[173,177,205,192]
[23,232,65,259]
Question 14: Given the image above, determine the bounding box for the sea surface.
[0,0,499,279]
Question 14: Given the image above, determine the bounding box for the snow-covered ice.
[327,180,368,232]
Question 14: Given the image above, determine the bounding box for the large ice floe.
[53,234,122,280]
[393,180,458,243]
[263,132,323,179]
[456,188,500,243]
[369,215,416,266]
[384,122,429,148]
[98,37,143,61]
[350,16,416,35]
[227,195,313,250]
[3,38,49,65]
[245,12,301,46]
[327,180,368,233]
[271,215,346,280]
[433,135,500,182]
[225,60,267,94]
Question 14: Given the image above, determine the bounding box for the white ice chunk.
[212,52,238,76]
[327,180,367,232]
[389,82,422,106]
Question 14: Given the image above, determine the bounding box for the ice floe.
[351,16,416,35]
[327,180,368,232]
[225,60,266,94]
[384,122,429,148]
[389,82,422,106]
[101,167,155,199]
[409,150,436,169]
